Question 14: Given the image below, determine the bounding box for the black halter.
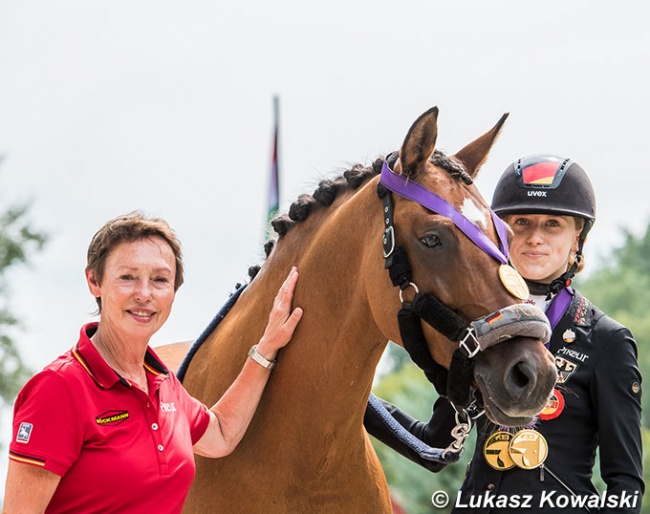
[379,181,479,409]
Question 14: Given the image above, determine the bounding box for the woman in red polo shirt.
[3,211,303,513]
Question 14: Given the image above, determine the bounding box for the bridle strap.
[411,293,467,342]
[380,160,510,264]
[397,301,449,396]
[382,182,480,407]
[382,179,480,405]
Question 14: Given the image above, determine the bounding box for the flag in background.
[267,96,280,231]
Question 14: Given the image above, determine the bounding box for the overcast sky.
[1,0,649,492]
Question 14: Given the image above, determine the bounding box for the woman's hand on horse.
[257,267,303,359]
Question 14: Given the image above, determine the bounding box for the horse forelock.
[430,150,473,185]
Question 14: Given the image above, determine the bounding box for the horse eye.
[420,233,442,248]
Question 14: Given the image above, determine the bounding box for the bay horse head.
[372,106,556,426]
[178,106,556,513]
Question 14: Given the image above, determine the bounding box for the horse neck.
[219,178,388,426]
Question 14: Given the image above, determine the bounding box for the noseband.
[377,157,551,412]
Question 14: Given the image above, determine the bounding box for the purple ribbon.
[537,286,573,349]
[544,287,573,330]
[380,160,509,264]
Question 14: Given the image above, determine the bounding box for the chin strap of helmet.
[546,218,593,298]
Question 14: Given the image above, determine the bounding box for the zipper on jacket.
[541,464,592,514]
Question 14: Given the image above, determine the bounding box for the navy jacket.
[365,290,643,513]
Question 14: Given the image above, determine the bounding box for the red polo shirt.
[9,323,211,513]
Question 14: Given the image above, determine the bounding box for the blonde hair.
[569,217,586,275]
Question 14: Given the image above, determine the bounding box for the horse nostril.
[505,361,535,397]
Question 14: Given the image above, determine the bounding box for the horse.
[157,107,556,513]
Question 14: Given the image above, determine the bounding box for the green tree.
[0,189,47,404]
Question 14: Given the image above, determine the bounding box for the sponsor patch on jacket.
[96,410,129,426]
[16,422,33,443]
[555,357,578,384]
[556,346,589,362]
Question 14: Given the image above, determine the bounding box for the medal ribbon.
[542,287,573,347]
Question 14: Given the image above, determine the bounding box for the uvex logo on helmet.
[527,191,547,197]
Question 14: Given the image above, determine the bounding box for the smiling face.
[86,236,177,344]
[505,213,582,284]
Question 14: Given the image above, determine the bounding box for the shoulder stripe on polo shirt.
[143,361,165,377]
[72,345,107,389]
[9,451,46,467]
[144,350,169,376]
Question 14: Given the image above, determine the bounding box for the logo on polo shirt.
[96,410,129,426]
[16,422,33,443]
[160,402,176,412]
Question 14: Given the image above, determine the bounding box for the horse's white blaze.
[460,197,489,229]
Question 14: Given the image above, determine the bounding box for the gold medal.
[498,265,529,300]
[483,431,516,470]
[508,429,548,470]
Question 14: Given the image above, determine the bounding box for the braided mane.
[247,151,469,280]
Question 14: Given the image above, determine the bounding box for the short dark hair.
[86,211,184,310]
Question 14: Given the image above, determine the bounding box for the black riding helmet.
[491,154,597,295]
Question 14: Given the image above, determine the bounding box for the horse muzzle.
[443,302,556,426]
[473,336,557,426]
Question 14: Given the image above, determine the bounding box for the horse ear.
[399,106,439,177]
[453,113,509,179]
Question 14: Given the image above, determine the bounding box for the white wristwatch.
[248,345,277,370]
